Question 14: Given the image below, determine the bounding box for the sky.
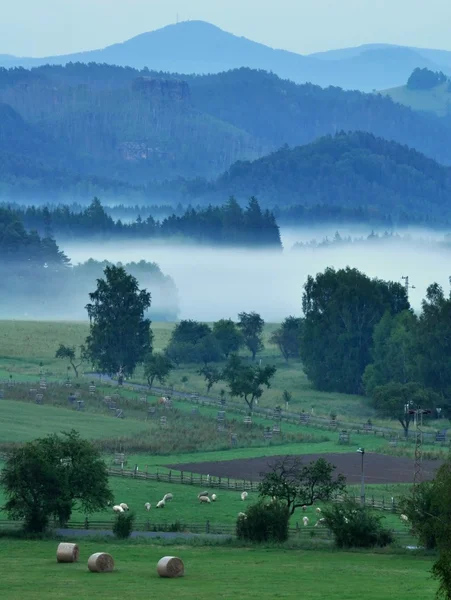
[2,0,451,57]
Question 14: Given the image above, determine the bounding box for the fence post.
[190,472,193,484]
[84,517,89,530]
[200,474,203,485]
[206,520,210,534]
[169,470,172,482]
[181,471,184,483]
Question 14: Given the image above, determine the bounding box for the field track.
[169,452,442,484]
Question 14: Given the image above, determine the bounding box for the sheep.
[315,507,322,514]
[144,502,151,511]
[112,505,124,513]
[344,516,349,524]
[400,514,409,522]
[302,505,308,512]
[241,491,248,501]
[238,512,247,519]
[315,518,325,527]
[156,499,165,508]
[211,494,217,502]
[303,516,309,527]
[199,496,211,504]
[119,503,129,511]
[198,491,209,499]
[163,493,173,502]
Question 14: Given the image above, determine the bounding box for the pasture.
[0,539,436,600]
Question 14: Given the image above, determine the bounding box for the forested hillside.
[2,63,451,212]
[197,132,451,218]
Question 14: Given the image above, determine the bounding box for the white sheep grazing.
[200,495,211,504]
[241,491,248,501]
[211,494,217,502]
[303,516,309,527]
[344,516,349,524]
[315,507,322,514]
[163,493,173,502]
[198,491,209,499]
[400,514,409,522]
[156,499,165,508]
[302,505,308,512]
[113,505,124,513]
[119,503,129,511]
[315,518,325,527]
[238,512,247,519]
[144,502,151,511]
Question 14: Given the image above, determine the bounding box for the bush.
[322,500,394,548]
[112,511,135,539]
[236,500,289,543]
[400,482,439,549]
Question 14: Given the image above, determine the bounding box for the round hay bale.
[56,542,79,563]
[87,552,115,573]
[157,556,185,578]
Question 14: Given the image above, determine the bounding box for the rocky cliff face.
[132,77,191,103]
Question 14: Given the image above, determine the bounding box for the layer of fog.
[60,226,451,322]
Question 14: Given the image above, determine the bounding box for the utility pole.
[357,447,365,505]
[401,275,415,300]
[408,407,432,489]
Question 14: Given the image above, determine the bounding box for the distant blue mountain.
[0,20,449,91]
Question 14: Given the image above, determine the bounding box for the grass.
[0,398,151,442]
[0,539,437,599]
[381,81,451,116]
[0,319,375,420]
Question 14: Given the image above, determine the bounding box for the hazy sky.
[2,0,451,57]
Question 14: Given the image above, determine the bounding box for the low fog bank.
[60,226,451,322]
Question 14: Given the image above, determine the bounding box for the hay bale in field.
[157,556,185,578]
[87,552,115,573]
[56,543,79,563]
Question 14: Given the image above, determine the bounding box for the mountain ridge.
[1,20,449,92]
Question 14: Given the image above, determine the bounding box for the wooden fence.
[107,467,401,513]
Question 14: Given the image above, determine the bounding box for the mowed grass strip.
[0,540,436,600]
[0,399,150,442]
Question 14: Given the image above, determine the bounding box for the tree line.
[7,197,281,247]
[298,266,451,433]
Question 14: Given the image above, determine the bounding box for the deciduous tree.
[85,265,152,376]
[238,311,265,361]
[0,430,113,533]
[258,456,346,515]
[144,352,173,388]
[223,354,276,412]
[55,344,85,378]
[270,316,303,362]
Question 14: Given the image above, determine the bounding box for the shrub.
[236,500,289,543]
[112,511,135,539]
[322,500,393,548]
[400,482,439,549]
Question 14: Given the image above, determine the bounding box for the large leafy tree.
[362,310,418,395]
[222,354,276,412]
[0,430,113,533]
[300,267,409,394]
[85,265,152,376]
[416,283,451,398]
[259,456,346,515]
[270,316,303,362]
[213,319,243,358]
[238,311,265,361]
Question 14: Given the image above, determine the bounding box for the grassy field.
[381,81,451,116]
[0,539,437,600]
[0,320,375,420]
[0,398,151,442]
